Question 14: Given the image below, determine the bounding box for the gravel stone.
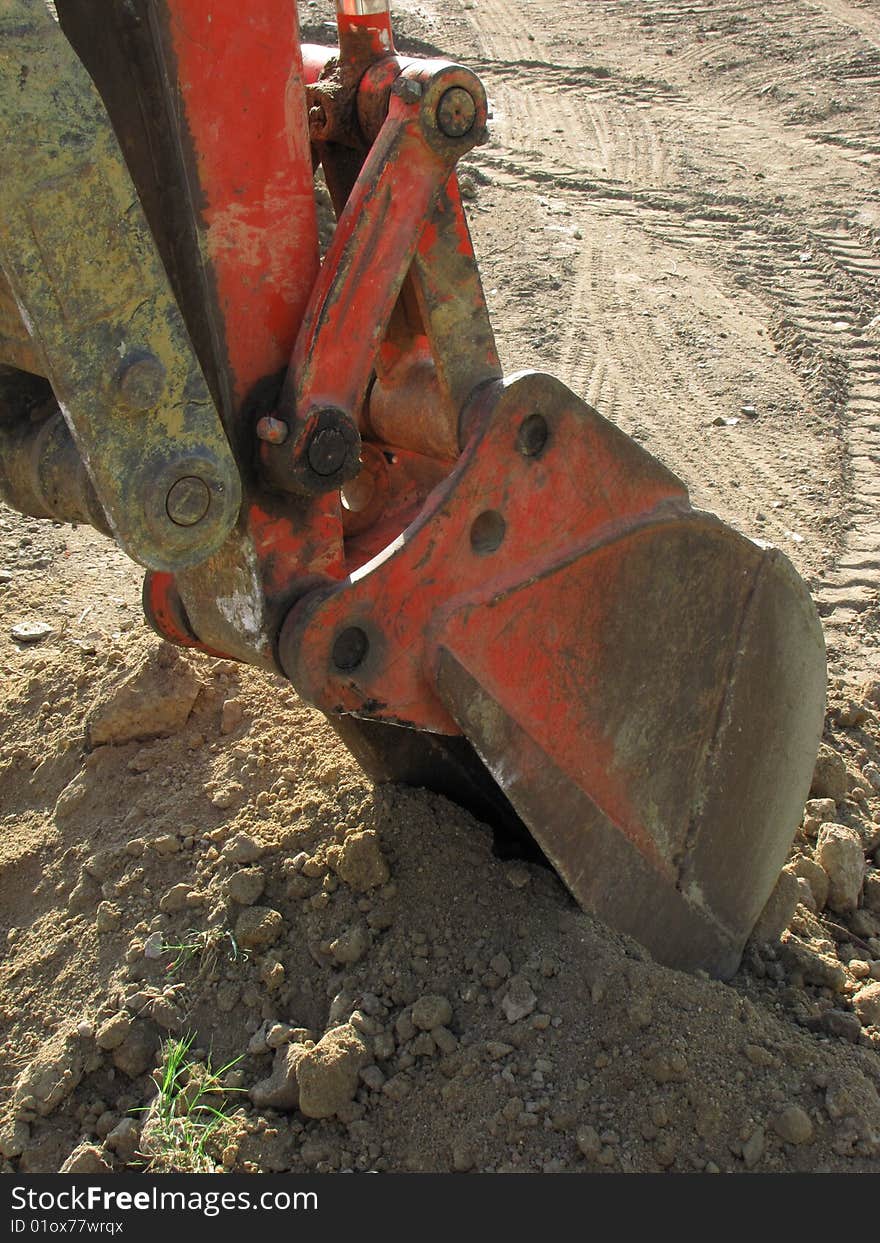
[234,905,283,950]
[411,994,453,1031]
[852,981,880,1027]
[810,746,851,801]
[816,824,866,912]
[742,1127,765,1169]
[772,1105,814,1145]
[501,975,537,1023]
[576,1125,601,1159]
[789,855,829,911]
[227,867,266,905]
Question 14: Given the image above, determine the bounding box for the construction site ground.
[1,0,880,1175]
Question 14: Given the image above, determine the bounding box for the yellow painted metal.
[0,0,241,571]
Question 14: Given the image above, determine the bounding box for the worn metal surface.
[282,372,688,728]
[435,530,825,978]
[0,273,44,376]
[260,60,490,497]
[280,372,826,975]
[410,175,501,442]
[71,0,329,665]
[55,0,225,414]
[0,396,109,534]
[0,0,241,571]
[149,0,337,667]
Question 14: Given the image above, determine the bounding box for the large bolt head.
[308,425,354,478]
[117,353,166,410]
[437,86,477,138]
[165,475,211,527]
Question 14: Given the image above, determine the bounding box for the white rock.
[11,620,53,643]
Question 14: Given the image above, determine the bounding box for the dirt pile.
[0,625,878,1174]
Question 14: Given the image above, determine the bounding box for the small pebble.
[772,1105,813,1146]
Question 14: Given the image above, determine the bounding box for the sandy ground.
[0,0,879,1173]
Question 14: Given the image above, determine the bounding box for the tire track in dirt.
[465,18,837,572]
[464,0,880,672]
[475,165,839,586]
[463,0,551,62]
[793,228,880,658]
[569,214,833,554]
[599,205,880,670]
[645,0,880,170]
[807,0,880,48]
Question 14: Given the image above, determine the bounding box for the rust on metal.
[279,372,826,976]
[261,60,490,497]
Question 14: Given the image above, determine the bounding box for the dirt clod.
[411,995,453,1032]
[249,1044,307,1112]
[111,1023,159,1080]
[772,1105,814,1146]
[60,1143,111,1174]
[328,830,390,891]
[95,1012,131,1051]
[234,906,283,951]
[87,646,202,747]
[853,982,880,1029]
[227,868,266,906]
[296,1024,370,1119]
[816,824,866,913]
[501,975,537,1023]
[811,746,851,802]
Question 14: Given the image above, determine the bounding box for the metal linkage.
[259,58,493,497]
[0,369,108,533]
[0,0,241,572]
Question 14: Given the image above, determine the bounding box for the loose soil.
[1,0,880,1174]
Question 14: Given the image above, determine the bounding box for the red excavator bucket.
[283,372,826,979]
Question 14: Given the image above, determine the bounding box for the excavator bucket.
[284,371,827,979]
[0,0,826,979]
